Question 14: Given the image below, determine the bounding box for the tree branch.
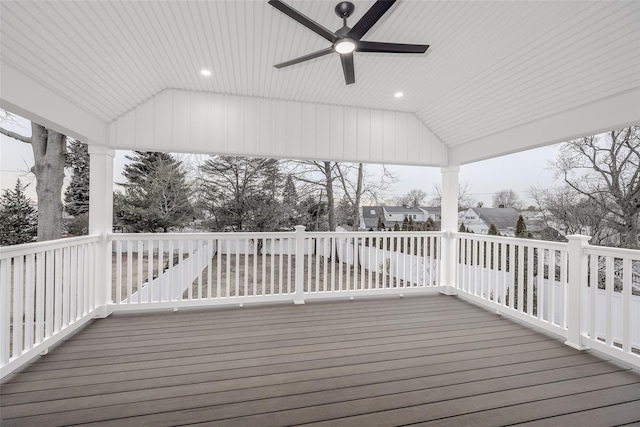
[0,127,32,144]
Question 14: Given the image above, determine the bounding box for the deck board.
[1,294,639,426]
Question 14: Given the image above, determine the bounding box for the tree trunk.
[30,124,66,241]
[324,161,336,231]
[621,212,639,249]
[352,163,363,230]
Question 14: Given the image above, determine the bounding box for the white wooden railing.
[0,235,100,378]
[108,228,443,309]
[454,233,640,367]
[455,234,569,337]
[2,228,639,379]
[582,244,640,365]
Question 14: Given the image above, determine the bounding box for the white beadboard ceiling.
[1,0,639,164]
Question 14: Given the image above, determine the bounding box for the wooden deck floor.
[1,295,640,426]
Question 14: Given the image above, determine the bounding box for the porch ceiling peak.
[108,89,448,166]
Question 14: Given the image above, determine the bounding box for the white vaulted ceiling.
[1,0,639,164]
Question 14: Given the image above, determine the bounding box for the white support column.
[565,234,591,350]
[88,145,115,317]
[439,166,460,295]
[293,225,306,305]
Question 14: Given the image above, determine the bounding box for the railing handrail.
[304,230,445,238]
[108,230,445,240]
[0,234,100,259]
[108,231,295,240]
[584,244,640,259]
[453,232,569,251]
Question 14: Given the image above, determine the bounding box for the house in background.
[360,206,387,229]
[420,206,442,223]
[458,207,520,236]
[384,206,427,225]
[360,206,441,230]
[520,209,567,241]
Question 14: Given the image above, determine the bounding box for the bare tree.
[335,162,397,230]
[394,188,427,207]
[529,185,612,245]
[552,127,640,248]
[293,161,396,231]
[291,161,336,230]
[492,189,522,209]
[0,111,66,241]
[430,182,476,210]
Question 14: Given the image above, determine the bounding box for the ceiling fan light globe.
[334,39,356,54]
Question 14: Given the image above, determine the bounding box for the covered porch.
[1,0,640,424]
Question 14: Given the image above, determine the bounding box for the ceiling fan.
[268,0,429,85]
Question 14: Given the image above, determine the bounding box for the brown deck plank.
[418,384,640,426]
[114,365,636,427]
[28,309,490,362]
[1,335,553,406]
[0,347,587,419]
[2,355,613,425]
[514,400,640,427]
[11,318,511,381]
[1,294,638,427]
[14,314,501,375]
[33,310,506,356]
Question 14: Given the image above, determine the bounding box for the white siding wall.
[108,89,447,166]
[459,208,485,234]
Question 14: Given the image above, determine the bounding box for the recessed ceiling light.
[394,92,404,98]
[200,69,212,77]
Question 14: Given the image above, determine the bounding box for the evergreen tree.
[402,216,409,231]
[64,140,90,217]
[281,174,300,229]
[393,222,400,231]
[0,179,38,245]
[115,151,193,232]
[488,223,500,236]
[459,223,468,233]
[282,174,298,208]
[515,215,528,238]
[425,217,436,231]
[335,195,354,226]
[377,215,385,231]
[64,140,90,235]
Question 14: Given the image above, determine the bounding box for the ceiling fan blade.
[348,0,396,40]
[340,53,355,85]
[268,0,337,43]
[357,41,429,54]
[274,47,334,68]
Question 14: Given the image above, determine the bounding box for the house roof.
[1,1,638,165]
[362,206,385,219]
[472,208,520,231]
[384,206,424,214]
[362,206,439,229]
[419,206,441,215]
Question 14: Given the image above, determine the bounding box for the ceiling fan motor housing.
[335,2,355,18]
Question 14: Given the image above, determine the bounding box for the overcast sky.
[1,113,562,207]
